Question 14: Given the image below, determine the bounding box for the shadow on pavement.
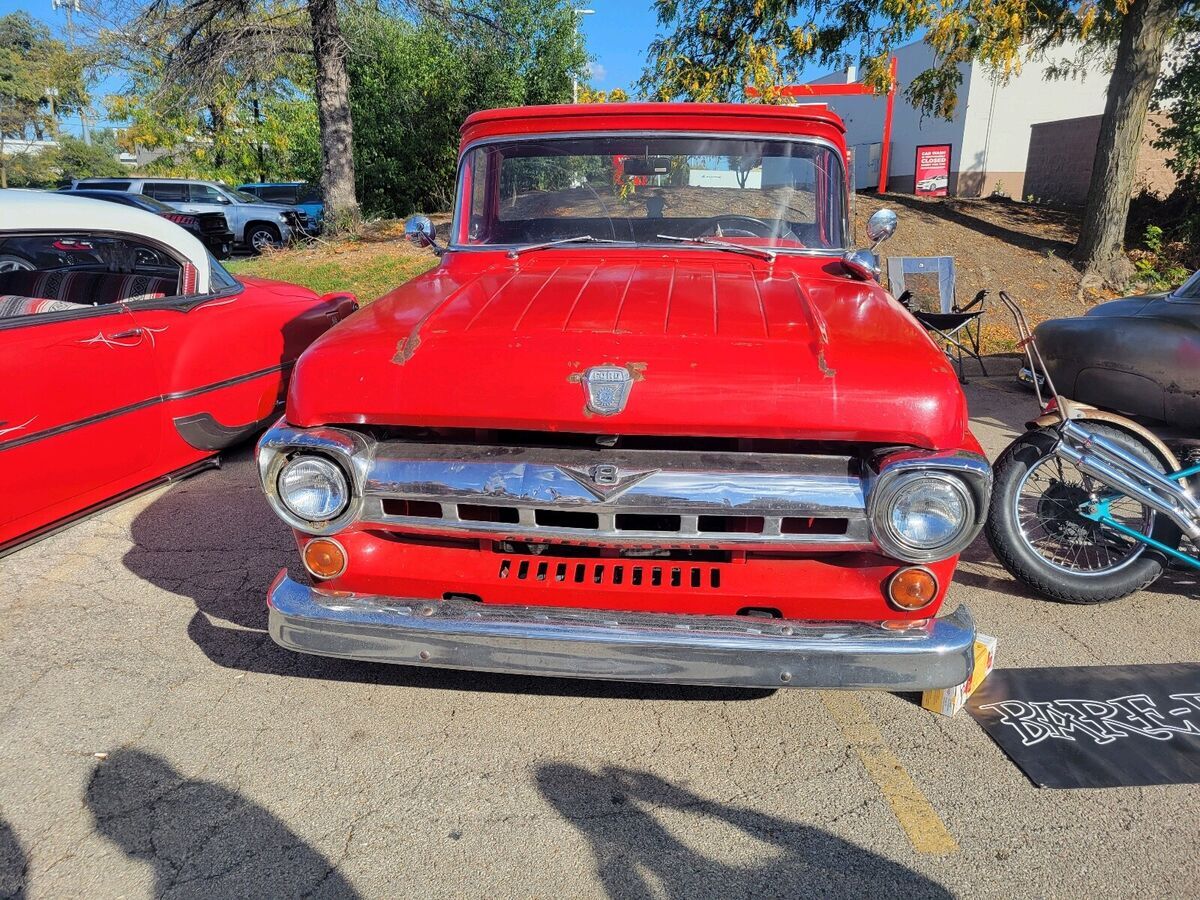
[0,818,26,900]
[536,764,952,899]
[85,749,358,899]
[123,452,772,703]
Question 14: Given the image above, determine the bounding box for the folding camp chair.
[887,255,988,383]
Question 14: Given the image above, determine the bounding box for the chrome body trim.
[267,570,976,690]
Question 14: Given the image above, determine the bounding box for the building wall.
[808,39,1113,197]
[1024,112,1178,206]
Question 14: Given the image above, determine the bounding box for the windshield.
[455,135,847,252]
[1173,269,1200,300]
[229,188,265,204]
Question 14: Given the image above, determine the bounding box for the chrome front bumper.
[267,571,976,690]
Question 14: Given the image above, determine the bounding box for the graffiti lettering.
[979,693,1200,747]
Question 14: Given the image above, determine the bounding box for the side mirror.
[865,208,897,249]
[404,214,442,255]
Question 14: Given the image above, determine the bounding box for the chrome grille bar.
[357,442,871,549]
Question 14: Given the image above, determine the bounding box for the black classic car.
[1023,270,1199,434]
[57,189,235,259]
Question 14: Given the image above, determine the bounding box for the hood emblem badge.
[557,464,658,501]
[581,365,633,415]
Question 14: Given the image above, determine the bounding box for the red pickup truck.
[256,103,990,690]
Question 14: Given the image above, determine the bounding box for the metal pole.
[877,57,896,194]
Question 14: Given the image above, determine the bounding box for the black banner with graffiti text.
[968,664,1200,789]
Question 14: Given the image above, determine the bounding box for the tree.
[0,11,90,187]
[1151,30,1200,235]
[577,86,630,103]
[345,0,587,217]
[642,0,1200,287]
[95,0,359,229]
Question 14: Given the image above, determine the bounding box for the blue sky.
[5,0,842,135]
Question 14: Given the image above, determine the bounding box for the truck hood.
[287,251,969,448]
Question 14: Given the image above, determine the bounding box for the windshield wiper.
[655,234,776,261]
[506,235,632,258]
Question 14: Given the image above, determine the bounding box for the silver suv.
[69,177,310,252]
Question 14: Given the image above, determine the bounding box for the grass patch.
[227,231,437,304]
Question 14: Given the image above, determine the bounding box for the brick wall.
[1024,113,1177,206]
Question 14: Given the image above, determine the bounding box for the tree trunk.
[308,0,359,230]
[1073,0,1174,288]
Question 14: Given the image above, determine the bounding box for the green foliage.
[1150,32,1200,246]
[640,1,1193,118]
[1131,224,1191,290]
[1152,33,1200,181]
[3,131,125,188]
[346,1,587,218]
[0,11,94,186]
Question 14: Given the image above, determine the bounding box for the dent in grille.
[366,443,871,550]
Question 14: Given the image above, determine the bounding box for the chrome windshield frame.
[449,130,852,257]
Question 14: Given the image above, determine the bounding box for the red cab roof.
[460,102,848,151]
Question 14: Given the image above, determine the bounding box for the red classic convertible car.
[257,103,989,690]
[0,191,356,554]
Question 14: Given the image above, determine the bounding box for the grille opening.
[780,517,848,535]
[697,515,765,533]
[381,499,443,518]
[497,559,721,590]
[738,607,782,618]
[615,513,682,532]
[535,509,600,529]
[460,504,520,524]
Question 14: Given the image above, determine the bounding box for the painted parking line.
[820,692,959,856]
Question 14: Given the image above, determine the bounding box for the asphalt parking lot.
[2,372,1197,899]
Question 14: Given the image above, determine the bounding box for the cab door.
[0,303,162,550]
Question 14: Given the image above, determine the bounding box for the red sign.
[914,144,951,197]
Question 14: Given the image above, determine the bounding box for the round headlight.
[277,456,349,522]
[875,472,975,561]
[889,478,968,549]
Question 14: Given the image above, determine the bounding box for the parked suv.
[68,177,309,252]
[238,182,323,230]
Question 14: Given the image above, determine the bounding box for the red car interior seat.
[0,295,88,317]
[0,270,177,307]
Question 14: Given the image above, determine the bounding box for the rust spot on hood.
[392,334,421,365]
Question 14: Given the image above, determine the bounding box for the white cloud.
[586,62,607,82]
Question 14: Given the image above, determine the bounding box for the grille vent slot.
[497,558,721,589]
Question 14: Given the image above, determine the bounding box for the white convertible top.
[0,189,211,293]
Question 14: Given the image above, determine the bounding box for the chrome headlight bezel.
[257,422,369,534]
[869,451,991,563]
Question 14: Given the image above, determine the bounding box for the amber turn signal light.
[302,538,347,580]
[886,566,938,611]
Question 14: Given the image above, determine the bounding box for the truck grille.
[358,441,872,551]
[498,558,723,589]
